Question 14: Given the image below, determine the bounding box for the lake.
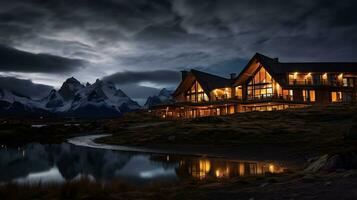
[0,136,287,185]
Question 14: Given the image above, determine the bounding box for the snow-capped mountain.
[0,77,140,118]
[41,90,65,108]
[67,79,140,117]
[0,89,49,117]
[58,77,84,101]
[143,88,174,109]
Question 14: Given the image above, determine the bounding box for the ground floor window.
[303,90,315,102]
[282,89,293,101]
[331,91,342,102]
[242,104,306,112]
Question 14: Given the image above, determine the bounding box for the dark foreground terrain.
[1,105,357,199]
[0,118,104,146]
[1,170,357,200]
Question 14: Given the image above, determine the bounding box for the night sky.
[1,0,357,103]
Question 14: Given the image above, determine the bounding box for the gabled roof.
[253,53,357,73]
[173,69,232,97]
[234,53,278,85]
[234,53,357,86]
[191,69,232,92]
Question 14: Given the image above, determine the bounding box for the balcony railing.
[247,94,294,101]
[289,80,313,85]
[289,79,349,87]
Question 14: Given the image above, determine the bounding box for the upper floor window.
[211,88,232,101]
[247,66,279,100]
[288,73,313,85]
[250,66,272,85]
[289,72,348,86]
[185,81,209,103]
[343,77,355,87]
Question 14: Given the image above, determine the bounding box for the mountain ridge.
[143,88,174,109]
[0,77,140,118]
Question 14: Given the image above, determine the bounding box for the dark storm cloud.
[2,0,357,63]
[103,70,180,103]
[0,76,53,98]
[0,44,85,73]
[0,0,357,99]
[103,70,181,85]
[120,84,162,105]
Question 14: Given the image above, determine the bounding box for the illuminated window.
[343,78,355,87]
[235,86,243,99]
[247,66,276,100]
[322,73,328,85]
[283,89,293,101]
[185,81,208,102]
[303,90,307,101]
[331,92,342,102]
[343,78,348,86]
[197,83,203,92]
[289,72,313,85]
[303,90,315,102]
[276,83,282,97]
[310,90,315,102]
[212,88,232,101]
[229,106,235,114]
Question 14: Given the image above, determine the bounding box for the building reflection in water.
[0,143,287,185]
[155,155,286,180]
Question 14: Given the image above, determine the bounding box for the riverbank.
[0,118,104,146]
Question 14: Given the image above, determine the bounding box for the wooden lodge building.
[152,53,357,119]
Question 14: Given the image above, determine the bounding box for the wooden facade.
[151,53,357,119]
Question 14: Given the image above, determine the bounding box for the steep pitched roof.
[235,53,357,86]
[172,69,232,97]
[191,69,232,92]
[234,53,279,85]
[253,53,357,74]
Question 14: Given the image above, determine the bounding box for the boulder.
[305,152,357,173]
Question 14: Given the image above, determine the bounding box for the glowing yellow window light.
[269,164,275,173]
[338,73,343,79]
[293,72,298,79]
[199,160,211,173]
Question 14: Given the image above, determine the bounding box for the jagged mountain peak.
[58,77,84,101]
[42,89,64,108]
[158,88,172,97]
[0,77,141,118]
[65,77,81,84]
[143,88,173,109]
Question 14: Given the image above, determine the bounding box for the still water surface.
[0,139,287,185]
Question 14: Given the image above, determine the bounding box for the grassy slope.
[99,105,357,157]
